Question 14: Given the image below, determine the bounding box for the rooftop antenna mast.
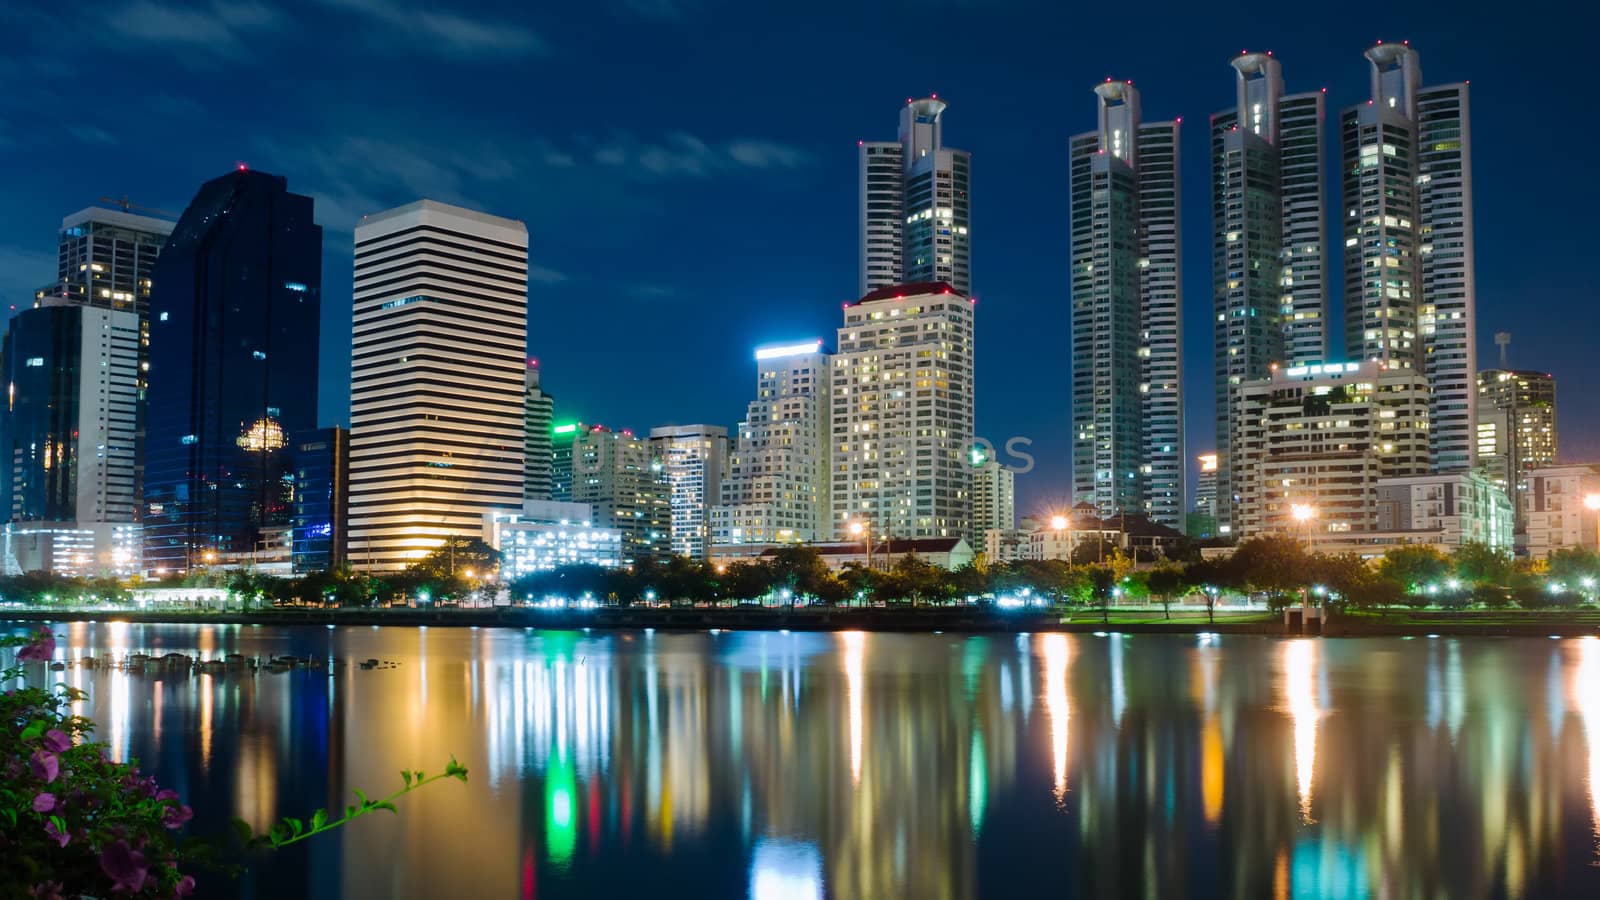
[1495,331,1511,369]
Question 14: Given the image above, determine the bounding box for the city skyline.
[0,6,1595,516]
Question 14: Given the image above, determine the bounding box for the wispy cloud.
[587,131,814,179]
[527,265,568,285]
[67,124,116,145]
[105,0,283,58]
[316,0,545,57]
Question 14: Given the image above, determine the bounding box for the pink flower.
[43,820,69,848]
[154,788,180,803]
[29,750,59,784]
[17,626,55,661]
[99,840,149,894]
[40,729,71,753]
[31,792,57,814]
[174,875,196,896]
[162,803,194,830]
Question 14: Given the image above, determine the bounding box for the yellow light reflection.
[1284,639,1319,823]
[1201,716,1224,825]
[1573,636,1600,851]
[841,631,865,785]
[1041,634,1070,805]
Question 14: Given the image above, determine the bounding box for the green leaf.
[374,801,398,814]
[20,721,45,742]
[311,809,328,831]
[354,788,370,808]
[287,817,304,836]
[401,770,412,788]
[232,818,254,844]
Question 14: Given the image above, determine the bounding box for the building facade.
[291,427,348,574]
[347,200,528,571]
[569,425,669,564]
[484,501,623,578]
[1232,361,1430,542]
[649,424,728,560]
[0,301,141,575]
[1521,465,1600,560]
[971,460,1015,549]
[860,97,971,296]
[1475,368,1557,535]
[35,204,173,317]
[712,341,832,547]
[551,422,577,502]
[1375,471,1512,551]
[1341,42,1476,473]
[1210,53,1328,530]
[143,169,321,573]
[524,362,554,503]
[831,283,974,542]
[1068,80,1185,529]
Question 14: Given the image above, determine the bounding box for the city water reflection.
[12,624,1600,898]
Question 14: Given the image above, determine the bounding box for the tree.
[1377,545,1450,595]
[1548,547,1600,592]
[1184,558,1226,624]
[1146,566,1185,619]
[1087,566,1116,624]
[1455,542,1513,587]
[1228,536,1310,604]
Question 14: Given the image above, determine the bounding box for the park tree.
[1145,566,1186,619]
[1227,536,1309,601]
[1455,542,1513,587]
[1377,545,1450,595]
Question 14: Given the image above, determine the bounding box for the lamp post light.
[849,520,871,572]
[1290,502,1317,612]
[1049,514,1070,566]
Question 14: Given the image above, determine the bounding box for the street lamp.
[849,520,871,571]
[1290,503,1316,553]
[1049,515,1070,565]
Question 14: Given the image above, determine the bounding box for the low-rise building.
[1374,472,1512,552]
[484,500,624,577]
[1522,464,1600,559]
[711,537,974,572]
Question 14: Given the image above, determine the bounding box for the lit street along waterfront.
[13,622,1600,898]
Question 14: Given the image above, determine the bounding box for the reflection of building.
[348,200,527,571]
[859,97,971,296]
[524,362,554,502]
[0,301,141,575]
[291,427,349,573]
[1522,464,1600,559]
[144,169,321,573]
[831,284,975,541]
[713,342,832,546]
[1233,361,1430,540]
[1475,368,1556,536]
[650,424,727,560]
[570,425,669,563]
[484,501,623,576]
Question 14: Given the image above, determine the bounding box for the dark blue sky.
[2,0,1595,515]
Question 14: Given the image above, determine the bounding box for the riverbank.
[8,605,1600,636]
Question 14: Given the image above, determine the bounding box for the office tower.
[347,200,527,571]
[970,460,1015,549]
[35,203,173,315]
[1476,368,1557,537]
[649,424,728,560]
[831,283,975,541]
[0,300,141,575]
[551,422,577,502]
[143,169,321,572]
[1068,80,1185,529]
[1341,42,1476,472]
[525,361,554,502]
[1232,361,1430,544]
[568,425,669,563]
[291,427,348,574]
[1190,453,1219,538]
[859,97,972,296]
[1210,53,1327,530]
[712,341,832,546]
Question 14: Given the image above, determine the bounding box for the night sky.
[1,0,1595,515]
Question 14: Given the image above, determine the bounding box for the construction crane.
[96,196,179,220]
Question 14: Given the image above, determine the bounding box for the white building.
[1375,471,1512,551]
[1232,360,1430,542]
[1341,43,1476,473]
[649,424,727,560]
[1522,464,1600,560]
[860,97,971,296]
[348,200,528,571]
[970,460,1015,549]
[484,501,623,576]
[1068,80,1185,530]
[712,341,831,546]
[831,283,975,542]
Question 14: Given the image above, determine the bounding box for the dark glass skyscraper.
[291,427,348,574]
[143,169,321,572]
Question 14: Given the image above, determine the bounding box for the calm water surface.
[12,622,1600,898]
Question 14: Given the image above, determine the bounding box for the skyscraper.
[0,300,141,575]
[569,425,669,564]
[143,169,321,572]
[1068,80,1185,529]
[290,427,348,574]
[712,341,832,546]
[649,424,727,560]
[1210,53,1327,530]
[1476,368,1557,536]
[831,283,975,541]
[525,361,554,503]
[1341,42,1476,472]
[348,200,528,571]
[859,97,971,296]
[970,459,1016,549]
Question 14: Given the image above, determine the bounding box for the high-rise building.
[291,427,348,574]
[524,361,554,503]
[347,200,527,572]
[551,422,577,502]
[712,341,832,546]
[1475,368,1557,535]
[1190,453,1220,538]
[859,97,971,296]
[143,169,321,573]
[1341,42,1476,472]
[1210,53,1327,530]
[970,460,1015,549]
[569,425,669,563]
[35,204,173,316]
[1232,361,1430,543]
[0,300,141,575]
[649,424,728,560]
[1068,80,1185,529]
[831,283,974,541]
